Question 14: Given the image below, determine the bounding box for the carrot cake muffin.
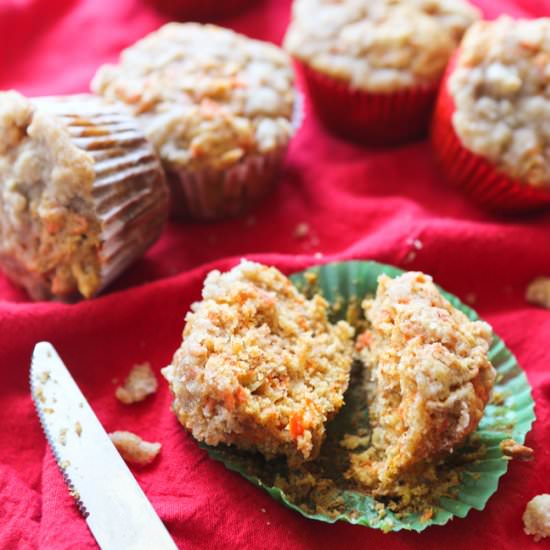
[350,272,495,491]
[0,91,169,301]
[284,0,479,92]
[523,494,550,542]
[450,17,550,189]
[162,260,354,466]
[92,23,298,220]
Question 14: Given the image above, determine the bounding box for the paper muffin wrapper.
[39,95,170,298]
[146,0,256,20]
[431,57,550,212]
[168,93,303,221]
[200,260,535,532]
[299,62,439,145]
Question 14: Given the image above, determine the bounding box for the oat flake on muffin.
[162,260,354,467]
[450,17,550,189]
[92,23,296,173]
[284,0,479,92]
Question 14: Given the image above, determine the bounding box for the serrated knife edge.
[30,341,178,550]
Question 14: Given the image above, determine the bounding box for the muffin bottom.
[168,146,287,220]
[299,62,438,146]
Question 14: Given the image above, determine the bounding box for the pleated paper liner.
[38,95,170,298]
[145,0,257,20]
[298,62,439,145]
[201,260,535,532]
[168,93,304,221]
[431,56,550,213]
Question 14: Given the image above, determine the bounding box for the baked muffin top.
[450,17,550,188]
[92,23,297,171]
[284,0,479,92]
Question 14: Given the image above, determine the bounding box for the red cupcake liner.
[431,55,550,213]
[147,0,257,20]
[299,62,439,145]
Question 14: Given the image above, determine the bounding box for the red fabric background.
[1,0,550,548]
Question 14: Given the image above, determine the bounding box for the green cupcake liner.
[202,260,536,532]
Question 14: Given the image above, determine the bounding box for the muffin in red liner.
[431,18,550,212]
[299,62,439,145]
[284,0,480,145]
[92,23,299,221]
[146,0,257,20]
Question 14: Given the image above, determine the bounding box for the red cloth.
[1,1,550,548]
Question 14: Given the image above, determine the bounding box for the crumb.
[491,391,506,406]
[69,489,80,501]
[465,292,477,305]
[314,252,323,259]
[526,277,550,308]
[266,521,271,526]
[421,508,434,522]
[115,363,158,404]
[60,459,71,469]
[43,407,54,414]
[245,215,256,227]
[261,508,266,513]
[500,439,534,461]
[523,494,550,542]
[406,237,423,250]
[403,250,416,264]
[75,422,82,437]
[59,428,67,446]
[111,378,118,385]
[109,431,161,466]
[294,222,309,239]
[35,386,46,404]
[39,371,50,383]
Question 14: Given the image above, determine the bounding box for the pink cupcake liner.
[299,61,439,145]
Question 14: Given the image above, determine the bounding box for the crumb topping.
[350,272,495,491]
[499,439,534,461]
[92,23,296,172]
[162,260,354,466]
[284,0,479,91]
[450,17,550,188]
[109,431,161,466]
[115,363,158,404]
[526,277,550,308]
[523,494,550,542]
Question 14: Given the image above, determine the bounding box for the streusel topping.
[450,17,550,188]
[92,23,296,171]
[284,0,479,92]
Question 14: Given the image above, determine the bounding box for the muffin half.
[0,91,169,301]
[92,23,299,220]
[162,260,354,466]
[350,272,495,491]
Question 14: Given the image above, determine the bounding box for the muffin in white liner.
[0,91,169,301]
[92,23,300,221]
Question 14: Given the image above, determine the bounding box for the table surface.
[1,1,550,549]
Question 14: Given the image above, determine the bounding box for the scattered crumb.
[294,222,309,239]
[403,250,416,264]
[109,431,161,466]
[43,407,54,414]
[111,378,118,385]
[75,422,82,437]
[523,494,550,542]
[69,489,80,501]
[60,459,71,470]
[526,277,550,308]
[314,252,323,259]
[115,363,158,404]
[59,428,68,447]
[261,508,266,513]
[266,522,271,526]
[39,371,50,383]
[500,439,534,461]
[245,215,256,227]
[421,508,434,522]
[465,292,477,305]
[35,386,46,404]
[406,237,423,251]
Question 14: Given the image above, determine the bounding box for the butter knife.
[30,341,178,550]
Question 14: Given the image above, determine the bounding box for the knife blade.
[30,341,178,550]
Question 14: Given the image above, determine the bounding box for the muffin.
[284,0,479,144]
[350,272,495,492]
[162,260,354,466]
[0,91,169,301]
[432,17,550,211]
[92,23,299,220]
[146,0,257,21]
